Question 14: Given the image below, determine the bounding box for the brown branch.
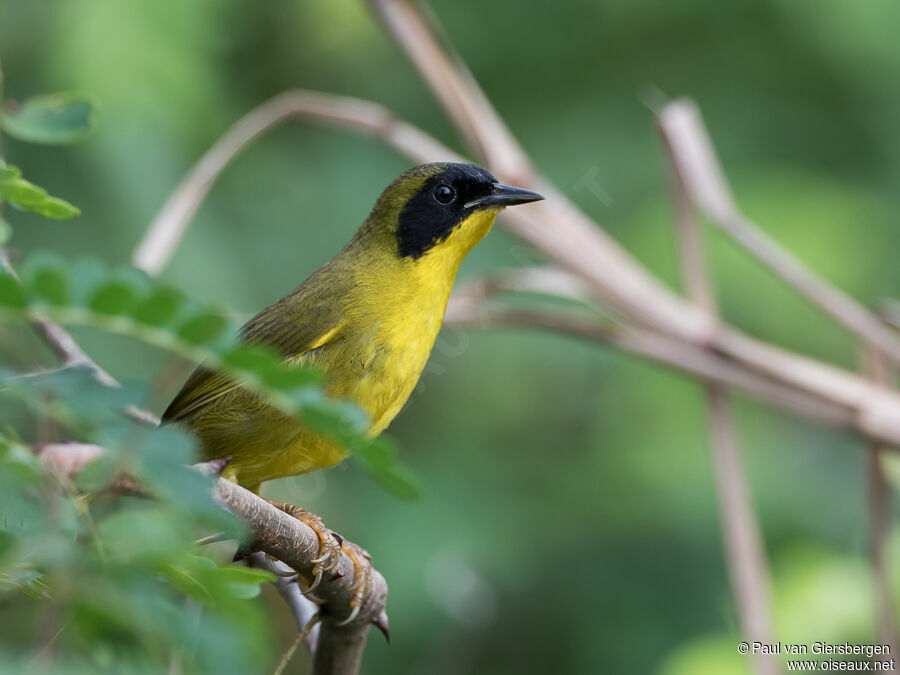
[36,443,388,675]
[661,126,777,675]
[366,0,715,340]
[444,299,859,431]
[120,79,900,452]
[249,553,320,657]
[658,99,900,365]
[366,0,900,455]
[863,345,898,653]
[366,0,532,180]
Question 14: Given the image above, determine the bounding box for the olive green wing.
[161,281,345,424]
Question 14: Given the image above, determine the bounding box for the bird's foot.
[264,499,344,595]
[336,540,373,626]
[261,499,381,630]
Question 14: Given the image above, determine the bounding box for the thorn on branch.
[373,611,390,644]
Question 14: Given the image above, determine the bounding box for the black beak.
[465,183,544,209]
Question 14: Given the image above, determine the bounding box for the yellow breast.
[322,263,454,434]
[315,207,499,438]
[200,207,498,489]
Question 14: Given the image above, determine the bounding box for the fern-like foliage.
[0,252,421,499]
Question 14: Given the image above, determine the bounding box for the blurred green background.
[2,0,900,673]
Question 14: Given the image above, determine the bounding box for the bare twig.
[366,0,531,180]
[133,90,463,276]
[367,0,714,341]
[863,345,898,653]
[444,300,856,431]
[658,99,900,365]
[272,613,319,675]
[366,0,900,454]
[449,265,593,306]
[707,392,777,674]
[661,128,777,675]
[250,552,320,656]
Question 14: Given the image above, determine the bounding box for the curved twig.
[133,90,463,276]
[658,99,900,366]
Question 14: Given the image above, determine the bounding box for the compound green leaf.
[3,93,98,145]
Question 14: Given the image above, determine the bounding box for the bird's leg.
[263,499,344,594]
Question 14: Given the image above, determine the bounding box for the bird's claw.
[335,541,373,626]
[261,499,380,630]
[264,500,344,594]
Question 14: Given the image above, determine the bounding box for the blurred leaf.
[3,93,97,145]
[355,438,422,500]
[97,508,190,566]
[177,311,228,345]
[0,162,21,181]
[299,397,368,442]
[31,266,69,306]
[0,217,10,245]
[222,345,322,392]
[3,252,420,504]
[0,437,45,481]
[34,197,81,219]
[0,273,25,309]
[164,565,215,606]
[72,448,122,493]
[21,252,72,308]
[4,365,134,431]
[774,546,872,642]
[0,437,46,538]
[131,286,184,326]
[0,178,47,206]
[0,162,80,219]
[213,566,275,600]
[1,567,52,600]
[0,529,19,564]
[213,565,275,585]
[68,257,108,305]
[88,280,137,315]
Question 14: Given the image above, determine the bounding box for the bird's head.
[367,162,543,262]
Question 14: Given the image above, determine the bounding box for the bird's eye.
[432,184,456,205]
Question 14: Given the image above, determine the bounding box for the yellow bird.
[162,162,542,610]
